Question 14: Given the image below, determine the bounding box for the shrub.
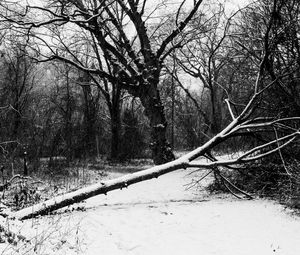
[208,159,300,209]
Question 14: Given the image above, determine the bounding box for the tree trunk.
[209,88,220,134]
[84,113,96,156]
[64,111,72,164]
[78,72,100,157]
[11,157,187,220]
[110,109,121,160]
[12,103,21,139]
[65,70,72,164]
[105,76,122,161]
[139,84,175,165]
[82,85,97,157]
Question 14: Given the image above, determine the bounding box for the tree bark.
[11,156,189,221]
[139,84,175,165]
[110,108,121,160]
[65,68,72,164]
[210,88,219,134]
[81,80,98,157]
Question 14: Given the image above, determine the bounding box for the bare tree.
[0,32,40,172]
[0,0,206,164]
[0,43,36,139]
[47,62,78,162]
[173,2,240,135]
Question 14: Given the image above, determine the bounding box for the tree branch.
[156,0,203,58]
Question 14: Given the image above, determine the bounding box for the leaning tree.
[3,0,300,220]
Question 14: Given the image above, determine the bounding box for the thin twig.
[225,98,236,120]
[218,172,253,199]
[273,127,291,176]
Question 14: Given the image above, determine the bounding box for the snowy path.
[2,168,300,255]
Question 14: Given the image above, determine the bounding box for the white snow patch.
[1,169,300,255]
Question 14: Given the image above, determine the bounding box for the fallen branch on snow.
[7,60,300,220]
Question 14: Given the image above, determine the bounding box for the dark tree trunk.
[23,154,28,176]
[107,76,122,161]
[84,106,97,156]
[110,108,121,160]
[209,88,220,134]
[65,71,72,164]
[12,102,21,138]
[139,83,175,165]
[81,82,98,157]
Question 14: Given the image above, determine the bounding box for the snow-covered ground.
[1,168,300,255]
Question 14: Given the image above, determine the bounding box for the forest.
[0,0,299,253]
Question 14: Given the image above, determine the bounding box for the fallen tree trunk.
[10,112,300,220]
[11,117,240,221]
[11,157,189,220]
[9,63,300,221]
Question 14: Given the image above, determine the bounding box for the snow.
[1,168,300,255]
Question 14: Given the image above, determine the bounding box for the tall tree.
[48,62,77,162]
[0,0,205,164]
[175,2,239,135]
[0,36,38,154]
